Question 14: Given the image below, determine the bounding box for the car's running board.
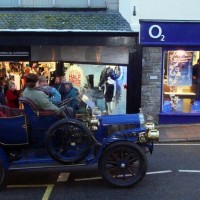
[9,162,86,171]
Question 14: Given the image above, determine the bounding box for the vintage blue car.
[0,97,159,188]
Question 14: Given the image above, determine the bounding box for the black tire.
[99,141,148,187]
[0,161,5,188]
[45,118,92,164]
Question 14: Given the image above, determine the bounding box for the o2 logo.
[148,25,165,41]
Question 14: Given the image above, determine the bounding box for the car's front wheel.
[99,142,148,187]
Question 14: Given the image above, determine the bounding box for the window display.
[0,61,127,114]
[162,50,200,113]
[64,63,127,115]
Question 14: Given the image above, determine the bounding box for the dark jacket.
[56,83,68,101]
[63,87,79,111]
[0,92,6,105]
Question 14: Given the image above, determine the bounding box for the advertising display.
[163,50,198,113]
[64,64,127,115]
[167,51,193,86]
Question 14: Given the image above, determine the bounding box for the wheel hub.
[121,163,126,168]
[118,160,128,169]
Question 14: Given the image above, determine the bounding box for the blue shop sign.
[140,20,200,46]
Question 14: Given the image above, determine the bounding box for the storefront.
[0,31,141,115]
[140,20,200,124]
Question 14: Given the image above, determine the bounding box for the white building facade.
[0,0,118,10]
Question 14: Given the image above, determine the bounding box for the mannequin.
[98,65,111,90]
[104,76,116,114]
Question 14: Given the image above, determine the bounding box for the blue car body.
[0,97,159,187]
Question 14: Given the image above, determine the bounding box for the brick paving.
[157,124,200,142]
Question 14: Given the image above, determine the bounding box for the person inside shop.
[56,76,69,100]
[104,76,116,114]
[0,78,8,95]
[21,66,31,90]
[36,75,61,105]
[23,73,66,117]
[0,71,4,82]
[5,82,19,108]
[41,66,49,79]
[192,58,200,99]
[0,82,6,105]
[52,76,61,91]
[49,71,56,86]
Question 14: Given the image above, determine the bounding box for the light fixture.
[133,6,136,16]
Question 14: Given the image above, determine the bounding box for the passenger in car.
[23,73,65,117]
[5,82,19,108]
[36,75,61,105]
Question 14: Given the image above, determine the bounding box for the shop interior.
[162,50,200,113]
[0,61,127,115]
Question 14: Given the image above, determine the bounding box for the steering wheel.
[57,98,73,107]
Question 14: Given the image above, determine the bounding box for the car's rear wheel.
[99,142,147,187]
[45,118,92,164]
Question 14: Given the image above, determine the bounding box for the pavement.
[157,124,200,143]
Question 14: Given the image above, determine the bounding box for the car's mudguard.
[87,127,145,164]
[0,147,9,170]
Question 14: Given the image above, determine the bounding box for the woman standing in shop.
[21,66,31,90]
[52,76,61,91]
[5,82,19,108]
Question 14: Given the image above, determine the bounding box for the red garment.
[6,90,19,108]
[0,111,6,117]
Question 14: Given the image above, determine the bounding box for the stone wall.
[141,47,162,124]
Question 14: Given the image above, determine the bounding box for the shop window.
[0,61,127,115]
[63,63,127,115]
[162,50,200,113]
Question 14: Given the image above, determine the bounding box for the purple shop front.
[140,20,200,124]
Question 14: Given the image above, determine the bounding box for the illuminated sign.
[140,20,200,46]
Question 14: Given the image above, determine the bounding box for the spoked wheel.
[0,161,5,188]
[45,118,92,164]
[99,142,148,187]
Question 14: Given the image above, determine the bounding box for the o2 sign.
[148,25,165,41]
